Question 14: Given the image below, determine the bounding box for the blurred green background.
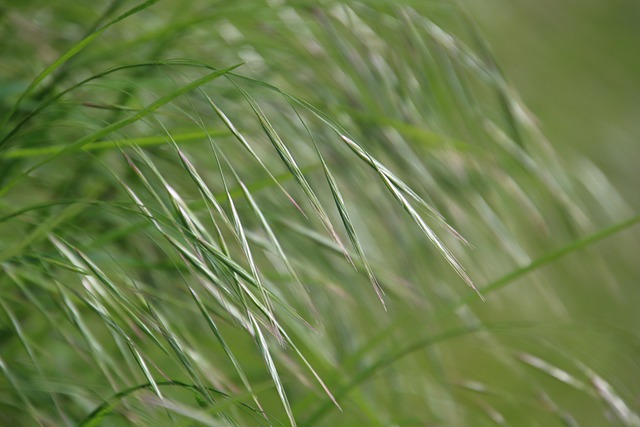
[1,1,639,426]
[464,0,640,205]
[466,0,640,418]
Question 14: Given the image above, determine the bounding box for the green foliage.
[0,1,638,426]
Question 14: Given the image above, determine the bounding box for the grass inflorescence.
[0,1,638,426]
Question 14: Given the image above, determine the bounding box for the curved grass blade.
[454,213,640,309]
[0,63,242,197]
[224,73,475,288]
[250,314,296,427]
[0,354,46,426]
[303,118,386,308]
[187,284,269,423]
[116,176,294,338]
[0,196,95,263]
[231,166,312,310]
[77,380,263,427]
[202,91,304,218]
[0,0,161,135]
[236,87,354,265]
[303,324,485,426]
[1,128,227,159]
[215,148,283,343]
[1,59,221,145]
[119,160,339,415]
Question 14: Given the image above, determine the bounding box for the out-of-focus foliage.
[0,1,638,426]
[463,0,640,206]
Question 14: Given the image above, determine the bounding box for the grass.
[1,1,638,426]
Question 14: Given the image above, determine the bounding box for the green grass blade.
[250,314,297,427]
[0,64,242,197]
[1,128,227,159]
[0,0,161,134]
[455,213,640,309]
[303,324,485,426]
[237,87,353,264]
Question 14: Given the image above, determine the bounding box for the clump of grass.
[1,1,638,426]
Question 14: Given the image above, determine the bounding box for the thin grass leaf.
[168,133,235,234]
[121,162,338,415]
[342,132,480,297]
[0,198,94,263]
[0,299,65,422]
[280,98,387,306]
[0,355,47,426]
[454,213,640,309]
[0,0,161,135]
[229,74,469,243]
[303,324,485,426]
[50,236,180,400]
[236,87,354,266]
[1,128,227,159]
[202,91,304,217]
[232,169,312,310]
[590,373,640,427]
[146,397,234,427]
[187,284,269,422]
[250,314,297,427]
[78,380,263,427]
[117,177,295,342]
[214,148,283,343]
[0,64,242,197]
[158,178,339,416]
[517,353,589,392]
[1,59,220,145]
[48,276,120,390]
[1,3,635,426]
[313,135,386,308]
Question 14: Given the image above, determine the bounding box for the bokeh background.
[1,1,639,426]
[465,0,640,205]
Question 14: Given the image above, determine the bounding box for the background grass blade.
[0,1,637,426]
